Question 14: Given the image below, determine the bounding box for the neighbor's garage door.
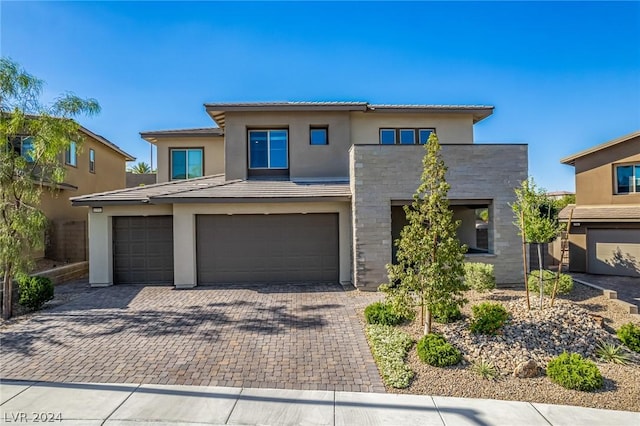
[196,214,339,284]
[113,216,174,284]
[587,229,640,277]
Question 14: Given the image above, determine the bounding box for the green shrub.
[470,302,509,335]
[617,322,640,353]
[547,352,603,391]
[17,275,54,311]
[527,270,573,296]
[464,262,496,292]
[432,303,462,324]
[416,333,462,367]
[364,301,406,326]
[365,324,415,388]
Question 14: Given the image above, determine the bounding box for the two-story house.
[13,125,135,262]
[72,102,527,290]
[559,131,640,277]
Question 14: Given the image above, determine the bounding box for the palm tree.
[128,161,152,174]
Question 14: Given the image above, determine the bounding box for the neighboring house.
[559,130,640,277]
[71,102,527,290]
[14,126,135,262]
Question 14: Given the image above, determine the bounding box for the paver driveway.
[0,282,384,392]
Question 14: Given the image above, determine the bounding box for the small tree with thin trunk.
[1,58,99,319]
[381,133,468,335]
[511,178,563,309]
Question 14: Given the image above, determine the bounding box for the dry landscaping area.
[359,282,640,412]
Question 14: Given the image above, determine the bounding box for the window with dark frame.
[379,128,436,145]
[615,163,640,194]
[89,149,95,173]
[170,148,203,180]
[248,129,288,169]
[310,126,328,145]
[65,141,77,166]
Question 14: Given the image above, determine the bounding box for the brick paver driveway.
[0,282,384,392]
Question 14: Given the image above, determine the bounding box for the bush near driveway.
[17,275,54,311]
[464,262,496,292]
[364,301,406,326]
[470,302,509,335]
[617,322,640,353]
[527,270,573,296]
[365,324,415,388]
[547,352,603,391]
[416,333,462,367]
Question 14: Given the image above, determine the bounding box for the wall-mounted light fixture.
[92,207,103,213]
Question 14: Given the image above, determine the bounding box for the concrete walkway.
[1,380,638,425]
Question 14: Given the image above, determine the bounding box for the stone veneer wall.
[350,144,528,291]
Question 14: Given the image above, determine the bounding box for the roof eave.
[560,130,640,166]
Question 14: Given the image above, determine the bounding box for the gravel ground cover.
[357,282,640,412]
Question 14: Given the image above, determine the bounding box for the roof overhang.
[560,130,640,166]
[78,126,135,161]
[140,127,225,143]
[204,101,494,128]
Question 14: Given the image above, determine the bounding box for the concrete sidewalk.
[1,380,638,425]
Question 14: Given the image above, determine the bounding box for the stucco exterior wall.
[154,136,225,183]
[223,111,352,180]
[349,112,475,145]
[350,144,528,290]
[573,136,640,205]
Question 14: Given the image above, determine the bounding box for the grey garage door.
[113,216,174,284]
[196,214,339,284]
[587,229,640,277]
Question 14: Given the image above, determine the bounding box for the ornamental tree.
[511,178,564,309]
[1,58,99,319]
[381,133,468,335]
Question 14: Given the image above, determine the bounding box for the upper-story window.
[171,148,203,180]
[9,136,35,162]
[249,130,288,169]
[89,149,95,173]
[65,141,77,167]
[380,128,435,145]
[310,127,328,145]
[615,164,640,194]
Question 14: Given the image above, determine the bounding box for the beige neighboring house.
[559,130,640,277]
[32,126,134,261]
[72,101,528,290]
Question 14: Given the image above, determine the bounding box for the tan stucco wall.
[223,111,352,180]
[40,135,128,223]
[574,136,640,205]
[154,136,225,183]
[349,112,475,145]
[87,201,351,287]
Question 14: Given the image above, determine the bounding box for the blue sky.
[2,1,639,191]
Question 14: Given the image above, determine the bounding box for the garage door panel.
[588,229,640,277]
[113,216,174,284]
[197,214,339,284]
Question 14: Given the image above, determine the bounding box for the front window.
[249,130,288,169]
[615,164,640,194]
[65,141,77,166]
[310,127,328,145]
[380,129,396,145]
[89,149,95,173]
[10,136,35,162]
[379,128,436,144]
[171,148,203,180]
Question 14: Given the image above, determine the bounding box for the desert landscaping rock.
[513,359,539,378]
[376,283,640,412]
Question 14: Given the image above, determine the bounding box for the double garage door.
[588,229,640,277]
[112,214,339,284]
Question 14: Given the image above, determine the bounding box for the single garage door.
[113,216,174,284]
[587,228,640,277]
[196,214,339,284]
